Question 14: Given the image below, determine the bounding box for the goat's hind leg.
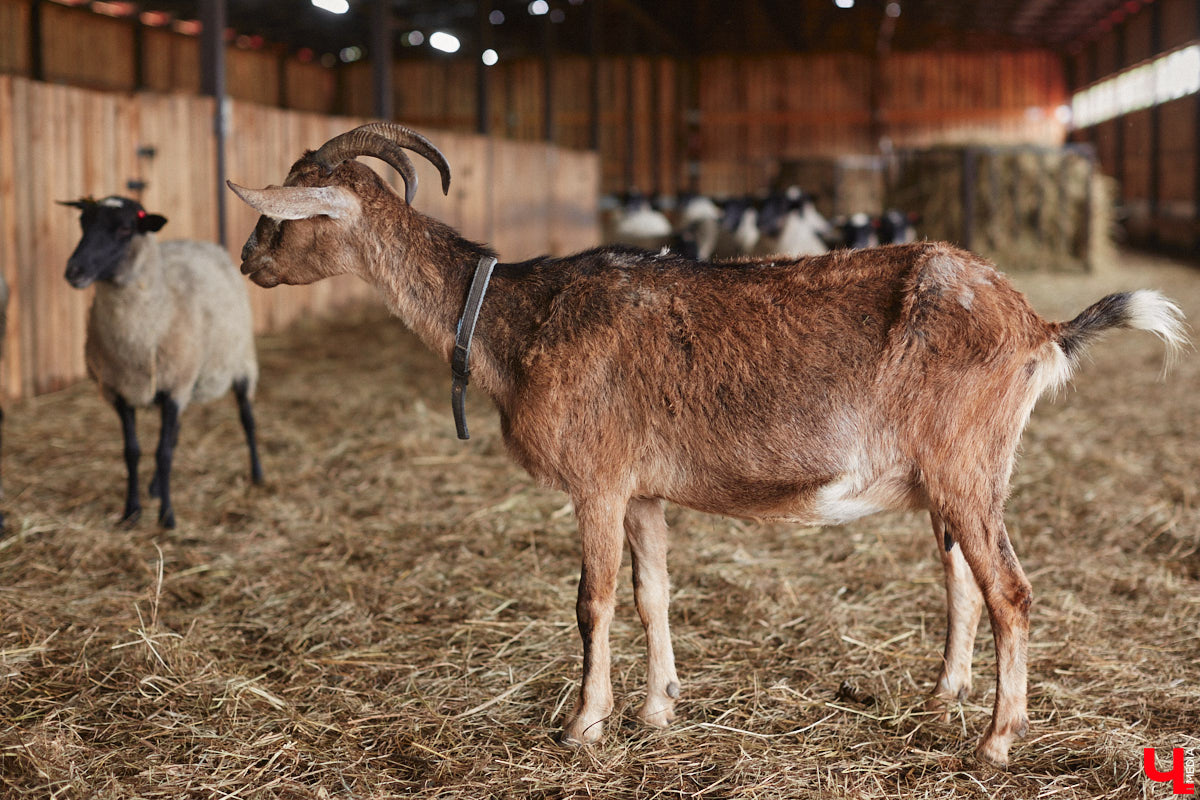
[947,508,1032,766]
[625,497,680,729]
[926,510,984,721]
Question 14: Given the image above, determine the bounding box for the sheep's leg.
[561,492,627,745]
[624,496,679,729]
[951,509,1032,767]
[926,510,984,720]
[114,395,141,526]
[153,393,181,529]
[233,378,264,485]
[147,421,178,499]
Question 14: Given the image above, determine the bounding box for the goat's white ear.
[226,181,360,221]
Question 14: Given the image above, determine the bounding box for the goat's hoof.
[637,704,677,729]
[923,694,951,722]
[158,509,176,529]
[119,508,142,528]
[975,715,1028,767]
[560,718,605,747]
[975,736,1011,768]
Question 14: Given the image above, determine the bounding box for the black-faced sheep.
[61,196,263,528]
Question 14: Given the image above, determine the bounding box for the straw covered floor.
[1,251,1197,798]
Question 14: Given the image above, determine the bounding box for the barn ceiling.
[127,0,1135,61]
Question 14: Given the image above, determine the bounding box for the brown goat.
[228,123,1186,766]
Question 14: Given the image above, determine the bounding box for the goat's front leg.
[951,510,1032,766]
[625,497,680,728]
[561,492,627,745]
[926,510,984,720]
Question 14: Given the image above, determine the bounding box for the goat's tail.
[1053,289,1188,371]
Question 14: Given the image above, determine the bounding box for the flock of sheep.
[600,188,917,261]
[0,122,1185,769]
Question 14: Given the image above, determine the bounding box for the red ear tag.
[137,210,146,219]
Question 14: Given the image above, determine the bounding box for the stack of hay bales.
[889,144,1114,272]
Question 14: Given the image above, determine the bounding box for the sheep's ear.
[138,213,167,232]
[226,181,360,221]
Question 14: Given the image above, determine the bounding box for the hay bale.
[890,145,1115,272]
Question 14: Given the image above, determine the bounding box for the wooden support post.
[29,0,43,81]
[476,0,491,135]
[1148,0,1162,243]
[372,0,394,120]
[200,0,227,247]
[543,14,555,143]
[961,148,977,251]
[589,0,602,152]
[1113,23,1125,208]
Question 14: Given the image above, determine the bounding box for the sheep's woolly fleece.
[1,250,1197,799]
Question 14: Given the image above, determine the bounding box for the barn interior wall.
[1068,0,1200,252]
[0,0,1070,197]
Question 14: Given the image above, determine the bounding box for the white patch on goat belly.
[812,474,889,525]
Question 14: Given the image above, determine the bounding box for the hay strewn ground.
[2,250,1197,798]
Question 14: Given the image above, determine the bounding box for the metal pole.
[372,0,394,120]
[29,0,43,81]
[589,0,602,151]
[476,0,491,135]
[200,0,227,247]
[543,14,555,143]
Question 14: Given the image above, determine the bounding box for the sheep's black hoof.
[119,508,142,528]
[158,508,176,529]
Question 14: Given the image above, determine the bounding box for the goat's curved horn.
[353,123,452,196]
[57,198,96,209]
[311,123,451,204]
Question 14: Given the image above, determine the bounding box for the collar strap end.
[450,255,498,440]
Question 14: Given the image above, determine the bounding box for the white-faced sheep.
[60,196,263,528]
[227,123,1186,766]
[603,191,674,251]
[751,188,831,258]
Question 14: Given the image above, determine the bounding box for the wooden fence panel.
[0,0,29,75]
[0,77,599,401]
[142,28,202,95]
[41,2,135,91]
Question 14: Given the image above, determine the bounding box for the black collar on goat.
[451,255,498,439]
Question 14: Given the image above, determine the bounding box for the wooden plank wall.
[3,0,1071,197]
[0,0,29,75]
[1068,0,1199,250]
[0,76,599,401]
[335,50,1065,195]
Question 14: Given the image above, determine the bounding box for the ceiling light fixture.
[429,31,461,53]
[311,0,349,15]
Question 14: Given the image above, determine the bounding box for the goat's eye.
[116,224,133,236]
